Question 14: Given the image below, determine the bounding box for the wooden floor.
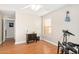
[0,39,57,54]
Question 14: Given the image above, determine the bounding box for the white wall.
[43,5,79,45]
[15,10,41,44]
[0,15,2,44]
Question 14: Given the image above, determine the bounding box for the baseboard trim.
[15,41,26,44]
[43,39,57,46]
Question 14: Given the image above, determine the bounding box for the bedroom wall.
[42,5,79,45]
[15,10,41,44]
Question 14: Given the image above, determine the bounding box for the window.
[43,19,52,35]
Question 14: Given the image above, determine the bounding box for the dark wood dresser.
[26,33,40,44]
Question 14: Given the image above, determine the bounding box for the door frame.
[2,18,15,44]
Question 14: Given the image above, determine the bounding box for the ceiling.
[22,4,66,16]
[0,4,67,18]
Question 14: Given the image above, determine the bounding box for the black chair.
[57,41,79,54]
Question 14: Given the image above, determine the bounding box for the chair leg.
[57,42,60,54]
[61,49,64,54]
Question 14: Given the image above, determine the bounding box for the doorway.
[2,19,15,47]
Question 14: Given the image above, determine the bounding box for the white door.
[5,20,15,39]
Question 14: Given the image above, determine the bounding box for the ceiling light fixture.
[31,4,42,11]
[23,4,42,11]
